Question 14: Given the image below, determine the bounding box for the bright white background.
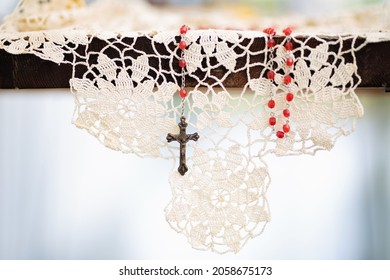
[0,89,389,259]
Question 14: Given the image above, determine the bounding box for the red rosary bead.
[285,41,293,51]
[283,123,290,133]
[267,70,275,80]
[179,41,187,50]
[180,88,187,98]
[286,57,294,67]
[283,27,293,36]
[276,131,285,139]
[267,39,275,48]
[269,117,276,126]
[286,92,294,102]
[180,25,189,35]
[263,27,276,36]
[268,99,275,109]
[283,109,290,118]
[283,75,292,84]
[179,59,187,68]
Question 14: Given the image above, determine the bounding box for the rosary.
[167,25,296,176]
[166,25,199,176]
[63,21,363,253]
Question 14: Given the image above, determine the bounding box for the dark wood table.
[0,35,389,89]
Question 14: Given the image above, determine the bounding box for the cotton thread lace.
[0,0,367,254]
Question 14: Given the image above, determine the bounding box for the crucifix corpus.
[167,116,199,176]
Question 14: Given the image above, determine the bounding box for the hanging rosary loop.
[264,26,296,139]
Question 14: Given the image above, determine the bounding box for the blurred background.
[0,0,389,259]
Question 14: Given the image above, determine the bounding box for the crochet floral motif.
[192,90,233,129]
[71,53,178,157]
[249,38,364,156]
[166,147,270,254]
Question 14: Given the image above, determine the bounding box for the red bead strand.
[264,27,277,132]
[280,27,295,139]
[178,25,190,100]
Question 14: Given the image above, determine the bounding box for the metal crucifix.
[167,116,199,176]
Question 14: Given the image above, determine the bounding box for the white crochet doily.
[0,0,369,254]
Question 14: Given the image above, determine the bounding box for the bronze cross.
[167,116,199,176]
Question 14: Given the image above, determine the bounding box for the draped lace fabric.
[0,0,367,254]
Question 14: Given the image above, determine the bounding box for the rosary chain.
[180,46,186,118]
[180,49,186,89]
